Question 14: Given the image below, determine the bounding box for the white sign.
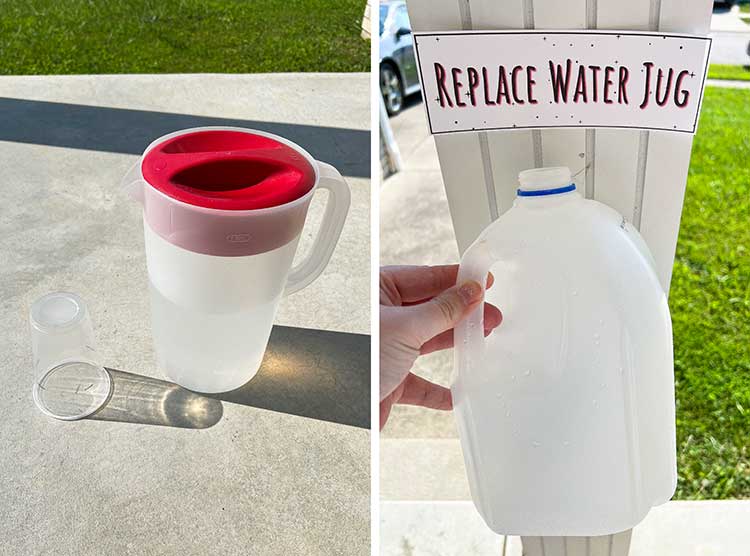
[414,30,711,135]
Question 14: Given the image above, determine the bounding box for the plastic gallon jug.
[123,127,350,393]
[453,167,676,536]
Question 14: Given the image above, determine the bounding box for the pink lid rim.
[138,126,321,215]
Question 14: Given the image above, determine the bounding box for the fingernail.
[458,280,482,304]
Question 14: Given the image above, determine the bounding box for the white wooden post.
[403,0,713,553]
[362,0,373,39]
[380,94,403,177]
[520,530,632,556]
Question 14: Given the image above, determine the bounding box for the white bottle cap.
[518,166,572,192]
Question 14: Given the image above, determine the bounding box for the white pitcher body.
[144,220,299,393]
[124,127,350,393]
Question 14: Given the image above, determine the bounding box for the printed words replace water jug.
[453,167,676,537]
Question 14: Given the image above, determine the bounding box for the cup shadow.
[209,325,370,429]
[87,368,223,429]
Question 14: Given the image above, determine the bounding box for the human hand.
[379,264,502,430]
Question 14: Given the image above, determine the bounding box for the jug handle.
[121,158,144,204]
[284,162,351,296]
[455,242,493,370]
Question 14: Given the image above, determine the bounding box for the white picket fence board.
[487,131,536,215]
[438,133,497,248]
[520,530,632,556]
[565,537,590,555]
[660,0,714,34]
[406,0,712,292]
[596,0,653,30]
[591,0,651,222]
[638,0,713,290]
[534,0,590,203]
[409,0,492,250]
[405,0,461,31]
[403,1,711,554]
[468,0,526,28]
[470,0,536,225]
[470,0,535,220]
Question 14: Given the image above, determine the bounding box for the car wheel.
[381,64,404,116]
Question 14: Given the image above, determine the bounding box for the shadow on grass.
[0,97,369,178]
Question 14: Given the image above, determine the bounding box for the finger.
[397,373,453,410]
[381,265,495,304]
[380,397,395,431]
[419,304,503,354]
[402,274,497,309]
[381,265,459,304]
[406,280,483,344]
[381,380,407,430]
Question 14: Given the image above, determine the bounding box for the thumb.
[407,280,483,345]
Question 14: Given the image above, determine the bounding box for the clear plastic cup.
[30,292,111,420]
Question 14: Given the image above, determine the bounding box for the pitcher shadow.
[0,97,369,178]
[87,368,223,429]
[209,325,370,429]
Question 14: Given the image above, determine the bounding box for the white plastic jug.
[454,167,676,536]
[123,127,350,393]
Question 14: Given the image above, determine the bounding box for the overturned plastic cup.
[30,292,111,420]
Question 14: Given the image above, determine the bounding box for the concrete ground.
[379,81,750,553]
[710,6,750,65]
[0,73,370,556]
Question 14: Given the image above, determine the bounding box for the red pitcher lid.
[141,130,316,210]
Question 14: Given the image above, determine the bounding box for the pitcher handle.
[284,162,351,296]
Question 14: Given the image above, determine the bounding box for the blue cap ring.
[517,183,576,197]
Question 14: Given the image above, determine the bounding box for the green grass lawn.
[672,86,750,499]
[0,0,369,74]
[708,64,750,81]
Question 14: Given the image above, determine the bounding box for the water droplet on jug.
[563,440,571,447]
[524,370,531,377]
[505,410,511,417]
[593,333,600,340]
[592,399,599,407]
[510,374,516,381]
[532,441,541,448]
[599,319,605,326]
[572,290,578,296]
[619,367,625,375]
[600,382,607,389]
